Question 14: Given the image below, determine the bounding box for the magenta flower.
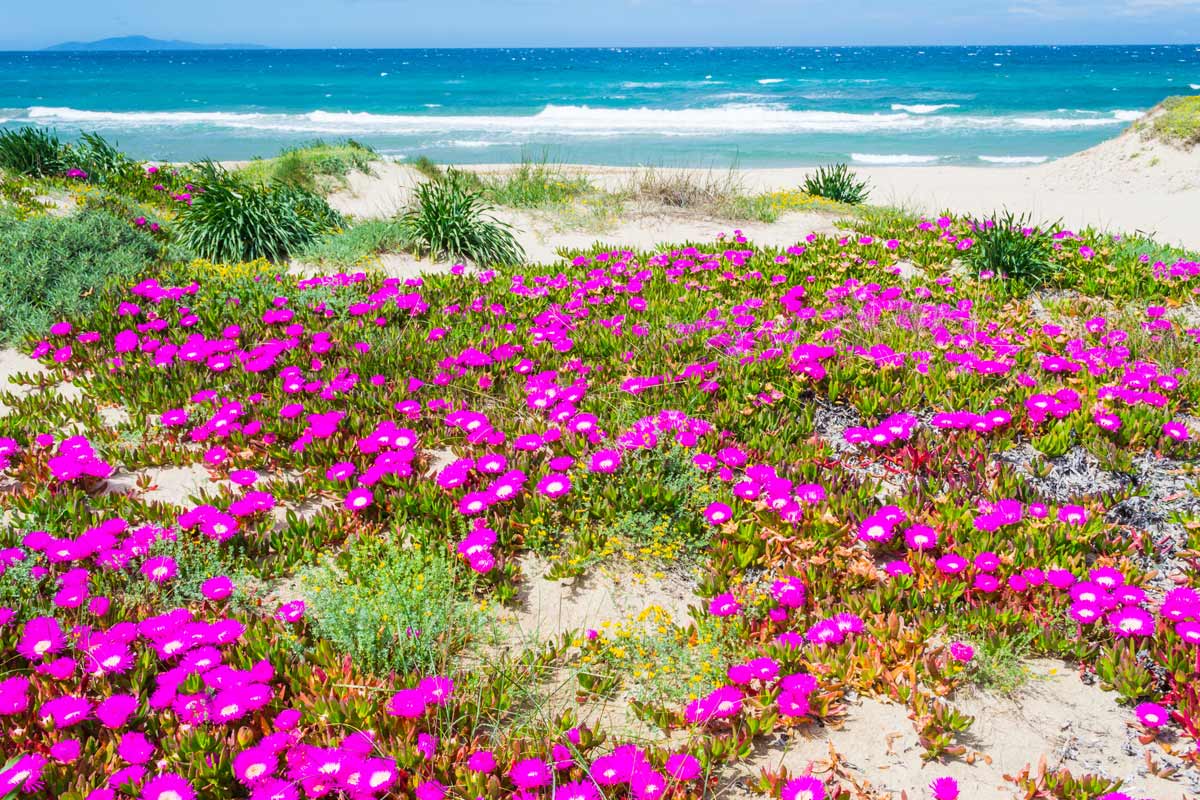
[467,750,497,772]
[18,616,65,661]
[202,575,234,600]
[664,753,701,781]
[141,556,178,583]
[1109,607,1155,637]
[344,487,374,511]
[1135,702,1170,728]
[949,642,974,662]
[930,776,960,800]
[536,473,572,499]
[118,732,156,764]
[275,600,305,623]
[140,773,195,800]
[509,758,551,789]
[387,688,427,718]
[1163,420,1190,441]
[708,592,741,617]
[555,781,602,800]
[781,776,825,800]
[703,502,732,525]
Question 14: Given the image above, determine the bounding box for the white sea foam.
[756,78,785,84]
[17,105,1149,137]
[850,153,941,165]
[978,155,1049,164]
[1190,84,1200,90]
[891,103,960,114]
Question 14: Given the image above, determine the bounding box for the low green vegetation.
[297,218,411,268]
[1140,95,1200,148]
[0,209,160,344]
[236,139,379,192]
[400,169,524,264]
[300,534,483,675]
[803,162,871,205]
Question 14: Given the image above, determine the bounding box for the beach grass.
[236,139,379,192]
[296,218,412,268]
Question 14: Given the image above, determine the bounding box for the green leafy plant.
[0,127,68,177]
[400,169,524,264]
[301,534,483,675]
[802,163,870,205]
[0,209,160,343]
[175,166,344,263]
[963,210,1060,288]
[481,156,592,208]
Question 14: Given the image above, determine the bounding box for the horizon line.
[6,41,1200,52]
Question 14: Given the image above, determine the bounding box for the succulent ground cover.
[2,148,1200,800]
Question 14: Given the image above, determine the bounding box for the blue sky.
[4,0,1200,49]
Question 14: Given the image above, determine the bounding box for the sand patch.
[502,555,699,646]
[721,659,1190,799]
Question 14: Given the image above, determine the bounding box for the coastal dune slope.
[324,105,1200,258]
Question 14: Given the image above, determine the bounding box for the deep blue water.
[1,46,1198,165]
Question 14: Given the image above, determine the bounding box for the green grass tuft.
[400,169,524,265]
[176,165,344,263]
[802,163,871,205]
[0,127,68,177]
[296,218,411,268]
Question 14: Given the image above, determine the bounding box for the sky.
[3,0,1200,49]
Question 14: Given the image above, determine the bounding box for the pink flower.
[708,592,741,617]
[387,688,427,718]
[509,758,551,789]
[703,502,732,525]
[202,575,234,600]
[930,776,960,800]
[275,600,305,623]
[141,556,177,583]
[1135,702,1169,728]
[140,773,195,800]
[344,487,374,511]
[781,776,825,800]
[949,642,974,662]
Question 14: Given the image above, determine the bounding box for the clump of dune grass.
[625,166,745,211]
[480,156,592,209]
[1139,95,1200,148]
[0,127,68,177]
[408,156,444,181]
[802,163,870,205]
[237,139,379,192]
[177,163,344,263]
[400,169,523,265]
[963,210,1061,289]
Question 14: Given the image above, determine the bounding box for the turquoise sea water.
[1,46,1198,165]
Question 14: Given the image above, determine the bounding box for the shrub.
[301,535,482,675]
[963,210,1060,288]
[0,127,68,177]
[175,167,344,263]
[802,163,870,205]
[626,167,744,210]
[400,169,524,264]
[408,155,443,181]
[0,209,159,343]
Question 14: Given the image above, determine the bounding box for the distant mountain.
[44,36,266,52]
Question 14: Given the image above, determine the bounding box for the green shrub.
[401,169,524,264]
[0,172,51,218]
[963,210,1060,288]
[175,166,344,263]
[802,163,870,205]
[297,219,411,267]
[0,209,160,343]
[301,535,482,675]
[0,127,68,177]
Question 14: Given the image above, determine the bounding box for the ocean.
[1,45,1198,166]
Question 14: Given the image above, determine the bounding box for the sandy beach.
[317,125,1200,269]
